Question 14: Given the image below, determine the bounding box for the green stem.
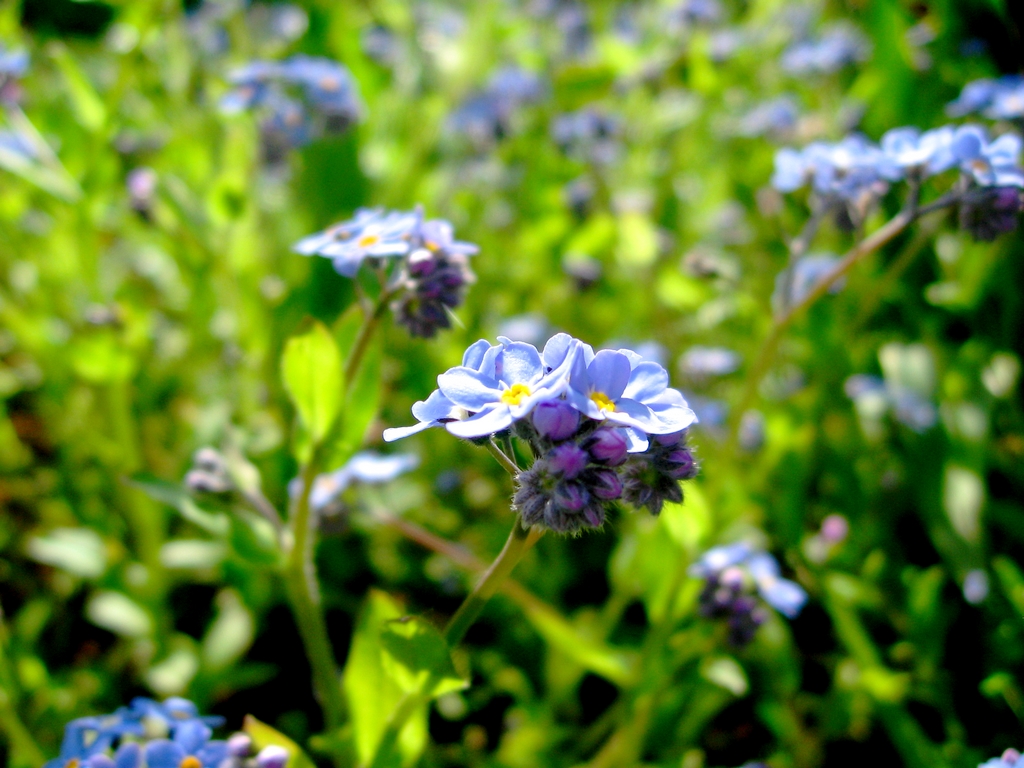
[365,519,544,768]
[0,603,45,768]
[725,192,953,452]
[280,293,393,744]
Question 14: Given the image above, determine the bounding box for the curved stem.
[724,193,956,452]
[281,291,394,742]
[486,439,520,476]
[365,519,544,768]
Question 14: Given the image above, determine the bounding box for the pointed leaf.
[282,320,344,447]
[243,715,317,768]
[379,617,468,698]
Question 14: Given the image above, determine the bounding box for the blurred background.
[1,0,1023,766]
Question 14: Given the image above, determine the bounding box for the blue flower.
[292,208,418,277]
[383,339,502,441]
[144,720,228,768]
[678,346,740,378]
[946,75,1024,119]
[772,254,845,311]
[781,23,870,75]
[978,748,1024,768]
[0,46,28,79]
[565,347,697,437]
[745,552,807,617]
[44,717,113,768]
[880,126,957,177]
[952,125,1024,188]
[279,55,361,121]
[737,96,799,138]
[551,107,622,165]
[298,451,419,511]
[435,338,574,438]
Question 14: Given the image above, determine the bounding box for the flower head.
[952,125,1024,188]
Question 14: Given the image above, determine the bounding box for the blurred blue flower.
[772,254,844,311]
[844,373,937,432]
[671,0,723,26]
[144,720,228,768]
[952,125,1024,188]
[278,55,361,125]
[679,346,741,378]
[737,96,799,138]
[293,207,419,277]
[947,75,1024,119]
[44,717,115,768]
[296,452,419,511]
[880,126,957,177]
[0,45,28,78]
[0,129,37,162]
[773,135,900,201]
[979,748,1024,768]
[781,22,870,75]
[448,67,544,148]
[963,569,989,605]
[691,543,806,644]
[551,107,622,165]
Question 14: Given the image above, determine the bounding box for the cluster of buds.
[690,543,807,646]
[384,334,700,534]
[293,207,477,339]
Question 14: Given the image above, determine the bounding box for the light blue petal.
[345,452,419,483]
[495,341,544,385]
[437,367,502,410]
[622,362,669,403]
[587,350,631,401]
[761,578,808,618]
[462,340,494,369]
[144,741,185,768]
[412,389,456,422]
[383,421,439,442]
[174,721,211,754]
[445,405,513,438]
[623,427,649,453]
[746,553,780,581]
[691,543,752,576]
[114,743,141,768]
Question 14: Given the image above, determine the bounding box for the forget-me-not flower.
[880,126,957,177]
[144,720,229,768]
[293,207,419,277]
[952,125,1024,188]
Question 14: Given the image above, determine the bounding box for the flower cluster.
[780,22,870,76]
[42,697,288,768]
[773,123,1024,237]
[981,748,1024,768]
[293,206,477,337]
[551,107,622,165]
[447,66,545,149]
[384,334,699,532]
[221,55,361,164]
[947,76,1024,121]
[690,543,807,646]
[0,44,27,104]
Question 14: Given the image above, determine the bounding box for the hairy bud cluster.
[394,247,475,338]
[512,401,698,534]
[620,431,699,515]
[959,185,1024,241]
[184,447,233,494]
[697,566,769,647]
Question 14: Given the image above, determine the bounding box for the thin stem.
[778,202,829,312]
[486,439,520,476]
[0,603,45,768]
[725,192,956,451]
[280,290,394,743]
[365,519,544,768]
[443,520,543,647]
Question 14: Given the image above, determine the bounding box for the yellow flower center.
[590,392,616,412]
[356,233,380,248]
[180,757,202,768]
[319,75,340,91]
[501,383,532,406]
[65,761,79,768]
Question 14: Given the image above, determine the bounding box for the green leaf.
[49,43,107,131]
[282,320,344,448]
[243,715,317,768]
[344,591,428,768]
[379,617,468,698]
[86,592,152,638]
[25,527,107,579]
[127,477,230,536]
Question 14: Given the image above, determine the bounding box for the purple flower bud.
[588,468,623,500]
[228,732,253,757]
[532,400,580,441]
[407,248,437,277]
[584,427,628,466]
[582,502,605,528]
[653,430,686,447]
[548,444,588,479]
[256,745,290,768]
[663,448,697,479]
[819,514,849,544]
[554,480,589,511]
